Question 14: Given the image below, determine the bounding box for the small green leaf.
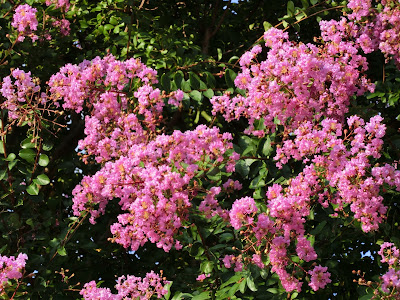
[246,275,257,292]
[104,24,114,31]
[262,136,273,156]
[161,74,171,93]
[26,218,34,228]
[192,292,210,300]
[26,183,39,195]
[219,233,234,243]
[189,242,204,257]
[57,246,67,256]
[21,137,36,149]
[38,154,49,167]
[267,288,278,294]
[301,0,309,8]
[42,141,54,151]
[203,89,214,99]
[205,72,216,88]
[189,72,201,90]
[0,169,6,181]
[19,148,36,163]
[34,174,50,186]
[225,69,237,88]
[174,71,184,89]
[287,1,295,16]
[189,90,203,103]
[200,261,214,273]
[239,278,246,293]
[5,153,16,161]
[236,160,250,178]
[217,48,222,60]
[182,81,191,93]
[263,21,272,31]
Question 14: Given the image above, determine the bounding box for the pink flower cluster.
[210,27,373,137]
[378,243,400,295]
[0,253,28,291]
[48,55,183,163]
[275,115,400,232]
[55,56,237,252]
[229,196,257,230]
[308,265,332,292]
[222,115,400,292]
[80,271,168,300]
[323,0,400,65]
[46,0,70,11]
[0,69,42,120]
[11,4,38,42]
[72,125,237,252]
[223,254,243,272]
[52,19,71,36]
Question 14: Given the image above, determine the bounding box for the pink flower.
[196,273,211,282]
[12,5,38,42]
[229,197,258,229]
[308,265,331,291]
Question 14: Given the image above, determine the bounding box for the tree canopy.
[1,0,400,299]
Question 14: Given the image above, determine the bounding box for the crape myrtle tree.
[0,0,400,299]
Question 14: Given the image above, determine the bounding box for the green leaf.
[262,136,273,156]
[189,242,204,257]
[225,69,237,88]
[104,24,114,31]
[0,142,4,154]
[192,292,210,300]
[21,137,36,149]
[246,275,257,292]
[236,160,250,178]
[205,72,216,88]
[171,292,183,300]
[200,261,214,273]
[249,174,265,189]
[239,278,246,293]
[109,16,119,25]
[219,233,234,243]
[228,282,240,297]
[19,148,36,163]
[217,48,222,61]
[161,74,171,93]
[263,21,272,31]
[182,81,191,93]
[189,90,203,104]
[26,183,39,195]
[311,220,326,235]
[189,72,201,90]
[57,246,67,256]
[174,71,184,89]
[38,154,49,167]
[0,169,6,181]
[203,89,214,99]
[5,153,16,161]
[287,1,295,16]
[42,141,54,151]
[34,174,50,186]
